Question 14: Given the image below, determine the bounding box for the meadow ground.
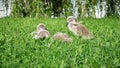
[0,17,120,68]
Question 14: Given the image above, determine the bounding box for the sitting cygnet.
[66,16,94,39]
[31,23,50,40]
[53,32,72,42]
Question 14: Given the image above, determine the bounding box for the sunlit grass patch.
[0,17,120,68]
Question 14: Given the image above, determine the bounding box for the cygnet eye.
[73,24,78,26]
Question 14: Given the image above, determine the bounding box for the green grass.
[0,17,120,68]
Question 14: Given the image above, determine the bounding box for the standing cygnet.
[31,23,50,40]
[66,16,94,39]
[53,32,72,42]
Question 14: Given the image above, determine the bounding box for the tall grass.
[0,17,120,68]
